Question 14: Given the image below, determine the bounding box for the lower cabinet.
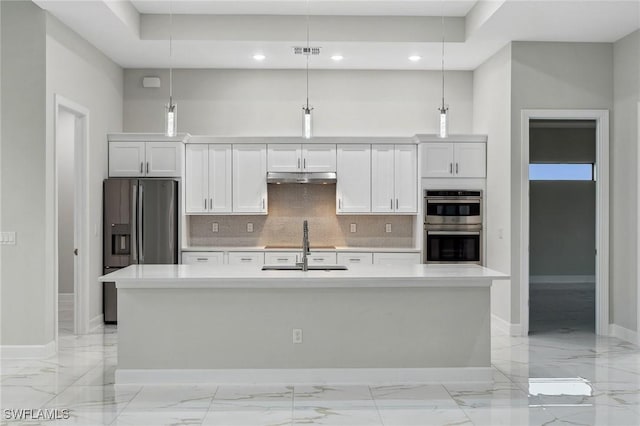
[227,252,265,265]
[336,252,373,265]
[372,252,422,265]
[307,252,338,265]
[264,252,299,265]
[182,252,224,265]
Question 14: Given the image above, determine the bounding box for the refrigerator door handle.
[138,182,144,262]
[131,183,138,262]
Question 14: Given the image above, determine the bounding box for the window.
[529,164,594,181]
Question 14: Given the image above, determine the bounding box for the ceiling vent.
[294,47,321,56]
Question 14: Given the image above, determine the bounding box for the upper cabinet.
[337,145,371,213]
[371,145,417,213]
[185,144,232,214]
[233,144,268,214]
[267,144,336,173]
[421,142,486,178]
[109,141,184,178]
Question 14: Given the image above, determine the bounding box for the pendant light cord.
[441,12,445,111]
[169,1,173,105]
[305,1,310,109]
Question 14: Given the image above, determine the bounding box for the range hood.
[267,172,337,185]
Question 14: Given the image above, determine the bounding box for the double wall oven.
[424,190,483,264]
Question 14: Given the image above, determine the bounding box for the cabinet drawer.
[373,252,421,265]
[182,252,224,265]
[307,252,338,265]
[228,252,265,265]
[336,252,373,265]
[264,252,299,265]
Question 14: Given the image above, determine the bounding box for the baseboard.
[89,314,104,332]
[530,275,595,284]
[609,323,639,345]
[115,367,493,386]
[491,314,522,336]
[1,340,56,359]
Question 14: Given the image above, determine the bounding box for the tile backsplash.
[187,185,415,248]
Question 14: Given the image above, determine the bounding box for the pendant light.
[438,13,448,139]
[302,3,313,139]
[165,1,177,137]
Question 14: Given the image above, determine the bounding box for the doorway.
[520,110,609,337]
[54,95,90,340]
[528,120,596,334]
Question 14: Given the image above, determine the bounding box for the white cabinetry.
[337,145,371,213]
[422,142,486,178]
[233,144,268,214]
[371,145,417,213]
[267,144,336,172]
[308,252,338,265]
[336,252,373,265]
[373,252,422,265]
[109,141,183,178]
[185,144,232,214]
[227,252,265,265]
[264,252,299,265]
[182,252,224,265]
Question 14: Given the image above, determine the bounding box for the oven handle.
[425,199,481,204]
[427,231,481,235]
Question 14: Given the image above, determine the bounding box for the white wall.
[123,69,473,136]
[613,30,640,331]
[46,14,124,326]
[56,109,75,294]
[472,44,512,324]
[511,42,614,328]
[1,0,49,346]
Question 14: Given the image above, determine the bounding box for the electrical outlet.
[498,228,504,239]
[350,223,357,233]
[0,232,16,245]
[212,223,219,233]
[385,223,392,233]
[247,223,254,233]
[292,328,303,344]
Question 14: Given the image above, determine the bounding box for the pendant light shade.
[303,106,313,139]
[164,2,177,137]
[438,12,448,139]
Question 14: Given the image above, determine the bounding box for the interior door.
[139,180,178,264]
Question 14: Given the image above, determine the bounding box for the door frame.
[520,109,610,336]
[53,94,91,342]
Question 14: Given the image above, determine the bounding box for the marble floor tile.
[376,405,471,426]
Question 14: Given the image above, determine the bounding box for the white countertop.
[100,264,508,289]
[181,246,422,253]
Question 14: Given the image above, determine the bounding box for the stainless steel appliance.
[424,190,483,264]
[103,179,179,323]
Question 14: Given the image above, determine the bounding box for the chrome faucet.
[297,220,310,271]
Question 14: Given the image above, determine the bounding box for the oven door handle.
[427,231,481,235]
[425,199,481,204]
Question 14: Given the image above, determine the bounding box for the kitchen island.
[100,264,508,385]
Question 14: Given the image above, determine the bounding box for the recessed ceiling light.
[331,55,344,61]
[253,54,266,61]
[409,55,422,62]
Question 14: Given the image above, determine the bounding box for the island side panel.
[117,285,490,369]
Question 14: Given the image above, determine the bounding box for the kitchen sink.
[261,265,348,271]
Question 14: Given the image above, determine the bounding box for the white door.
[267,144,302,172]
[454,143,486,178]
[421,143,454,178]
[185,144,209,214]
[303,144,337,172]
[337,145,371,213]
[146,142,183,177]
[209,144,232,213]
[371,145,395,213]
[394,145,418,213]
[233,144,267,213]
[109,142,145,177]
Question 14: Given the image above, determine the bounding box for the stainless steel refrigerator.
[103,179,179,323]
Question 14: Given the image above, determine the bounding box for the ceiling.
[34,0,640,70]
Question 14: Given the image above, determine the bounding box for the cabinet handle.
[204,198,207,210]
[240,257,252,262]
[390,199,393,209]
[312,258,324,262]
[449,163,453,174]
[339,198,342,210]
[196,258,208,261]
[349,258,361,262]
[304,158,306,169]
[277,258,289,261]
[396,198,399,209]
[140,162,144,173]
[146,162,150,174]
[456,163,459,174]
[210,198,213,210]
[262,198,265,209]
[298,158,301,169]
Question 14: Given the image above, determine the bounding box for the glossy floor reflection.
[2,325,640,425]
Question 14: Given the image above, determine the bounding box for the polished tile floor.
[2,317,640,424]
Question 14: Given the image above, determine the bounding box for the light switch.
[212,223,219,233]
[247,223,254,233]
[350,223,357,233]
[385,223,392,233]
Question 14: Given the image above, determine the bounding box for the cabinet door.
[109,142,145,177]
[182,252,224,265]
[394,145,418,213]
[307,252,338,265]
[302,144,337,172]
[233,144,268,213]
[371,145,395,213]
[264,252,299,265]
[185,145,209,214]
[146,142,183,177]
[267,144,301,172]
[421,143,454,178]
[209,144,232,213]
[454,143,486,178]
[373,252,422,265]
[228,252,265,265]
[336,252,373,265]
[337,145,371,213]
